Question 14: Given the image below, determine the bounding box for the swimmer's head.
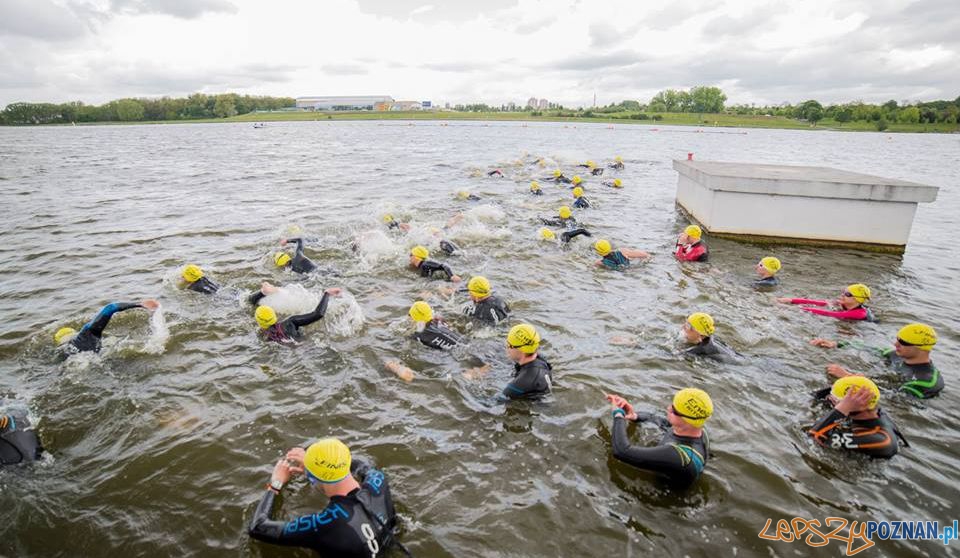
[572,175,582,185]
[558,206,572,219]
[843,283,871,304]
[572,186,584,199]
[274,252,291,268]
[553,169,562,178]
[304,438,351,484]
[409,245,429,265]
[830,376,880,411]
[539,228,556,241]
[530,181,541,192]
[684,225,702,241]
[758,257,781,276]
[594,239,612,256]
[671,388,713,428]
[586,160,596,168]
[684,312,715,341]
[612,178,622,188]
[54,327,77,345]
[615,156,623,162]
[457,190,470,200]
[182,264,204,283]
[467,276,491,299]
[506,323,540,356]
[255,306,277,329]
[382,214,395,224]
[896,323,936,354]
[408,300,433,323]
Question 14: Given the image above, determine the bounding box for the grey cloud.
[355,0,516,23]
[544,50,644,72]
[860,0,960,46]
[110,0,238,19]
[0,0,89,41]
[702,3,781,38]
[320,63,369,76]
[513,15,558,35]
[588,23,620,49]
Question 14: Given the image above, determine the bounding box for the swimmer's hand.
[141,299,160,311]
[609,335,639,346]
[834,385,875,416]
[385,360,414,382]
[261,281,279,295]
[399,223,411,232]
[775,297,793,304]
[810,338,837,349]
[450,275,463,283]
[826,364,852,378]
[463,364,491,380]
[284,447,306,471]
[605,393,637,420]
[279,238,288,246]
[325,287,342,297]
[270,455,302,486]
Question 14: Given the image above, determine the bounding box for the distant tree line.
[725,97,960,129]
[0,93,295,125]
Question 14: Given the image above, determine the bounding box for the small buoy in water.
[688,152,694,160]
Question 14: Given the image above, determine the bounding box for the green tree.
[214,95,238,118]
[898,106,920,124]
[876,118,888,131]
[689,86,726,114]
[114,99,145,121]
[797,100,824,124]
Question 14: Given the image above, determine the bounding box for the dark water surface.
[1,121,958,557]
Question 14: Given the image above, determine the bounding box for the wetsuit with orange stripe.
[808,408,899,459]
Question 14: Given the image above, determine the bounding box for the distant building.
[392,101,422,111]
[527,97,538,109]
[296,96,394,111]
[538,98,549,110]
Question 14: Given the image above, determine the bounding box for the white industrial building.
[296,96,395,110]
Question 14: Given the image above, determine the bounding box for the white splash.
[354,229,399,267]
[324,291,365,337]
[259,284,321,315]
[142,305,170,354]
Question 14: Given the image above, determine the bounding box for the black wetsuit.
[560,228,591,243]
[601,251,630,270]
[550,175,572,184]
[609,162,624,170]
[684,337,739,362]
[462,194,482,201]
[503,356,553,399]
[463,295,510,325]
[539,216,577,229]
[0,414,43,466]
[531,189,543,196]
[573,197,590,209]
[415,319,462,350]
[250,291,330,344]
[385,220,401,231]
[416,259,456,281]
[66,302,145,353]
[835,343,945,399]
[439,240,460,255]
[590,167,603,176]
[808,408,899,459]
[610,410,709,488]
[248,460,398,557]
[286,238,317,274]
[753,276,780,288]
[187,276,220,294]
[487,169,503,177]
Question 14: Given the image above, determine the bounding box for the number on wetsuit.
[361,523,379,557]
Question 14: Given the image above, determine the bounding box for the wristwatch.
[267,478,284,493]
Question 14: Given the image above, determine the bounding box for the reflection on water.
[1,121,958,557]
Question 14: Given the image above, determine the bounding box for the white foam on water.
[323,291,365,337]
[142,305,170,354]
[354,229,399,267]
[259,284,320,315]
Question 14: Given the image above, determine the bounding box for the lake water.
[1,121,958,557]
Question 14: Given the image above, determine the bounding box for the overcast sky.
[1,0,957,108]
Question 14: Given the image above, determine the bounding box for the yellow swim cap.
[572,175,582,185]
[304,438,351,483]
[846,283,871,303]
[760,257,781,274]
[467,276,491,297]
[507,323,540,354]
[182,264,204,282]
[54,327,77,344]
[559,206,572,219]
[613,179,622,188]
[457,190,470,200]
[672,388,713,427]
[382,214,394,223]
[553,169,562,177]
[410,245,429,260]
[615,156,623,162]
[255,306,277,329]
[684,225,702,240]
[408,300,433,323]
[586,160,596,168]
[687,312,715,336]
[594,239,612,256]
[831,376,880,410]
[274,252,291,267]
[572,186,584,198]
[539,228,556,241]
[530,181,541,191]
[897,323,937,351]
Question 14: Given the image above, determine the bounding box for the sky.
[0,0,957,108]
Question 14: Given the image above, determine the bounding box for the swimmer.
[808,376,900,459]
[777,283,874,321]
[570,175,583,189]
[409,246,462,282]
[54,299,160,353]
[609,156,624,170]
[276,237,317,274]
[530,181,543,196]
[753,257,781,288]
[547,169,572,184]
[601,178,623,188]
[248,438,401,556]
[589,163,603,176]
[487,168,504,177]
[811,323,943,399]
[503,324,553,399]
[462,276,510,325]
[539,206,577,229]
[572,186,591,209]
[674,225,709,262]
[181,264,220,294]
[383,214,412,232]
[604,388,712,488]
[539,227,592,244]
[681,312,739,361]
[576,160,594,168]
[409,301,462,349]
[1,413,43,466]
[457,190,482,201]
[593,239,651,270]
[249,283,342,344]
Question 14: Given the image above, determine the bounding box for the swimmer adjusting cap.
[846,283,871,303]
[182,264,204,282]
[831,376,880,410]
[759,257,781,274]
[684,225,702,240]
[274,252,291,267]
[687,312,715,337]
[594,239,612,256]
[572,175,582,185]
[673,388,713,427]
[507,323,540,354]
[54,327,77,344]
[613,179,622,188]
[558,206,572,219]
[408,301,433,323]
[897,323,936,351]
[467,276,491,297]
[304,438,351,484]
[539,228,556,241]
[255,306,277,329]
[410,245,429,260]
[530,181,541,191]
[572,186,584,198]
